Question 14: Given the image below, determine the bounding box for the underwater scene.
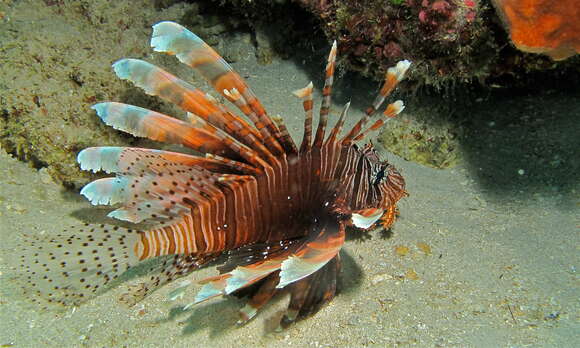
[0,1,578,347]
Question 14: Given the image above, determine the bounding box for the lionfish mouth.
[18,21,410,329]
[351,208,384,229]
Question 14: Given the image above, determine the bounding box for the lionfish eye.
[373,166,387,186]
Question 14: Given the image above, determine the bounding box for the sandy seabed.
[0,1,579,348]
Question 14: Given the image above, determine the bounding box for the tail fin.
[16,224,141,306]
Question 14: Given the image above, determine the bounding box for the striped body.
[137,141,406,260]
[19,21,410,328]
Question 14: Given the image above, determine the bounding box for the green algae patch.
[378,101,462,169]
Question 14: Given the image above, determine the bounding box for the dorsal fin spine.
[313,40,337,149]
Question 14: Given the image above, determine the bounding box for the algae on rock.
[378,100,462,169]
[0,0,201,188]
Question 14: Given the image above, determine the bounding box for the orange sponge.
[492,0,580,60]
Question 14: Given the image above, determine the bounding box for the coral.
[290,0,579,88]
[294,0,493,87]
[492,0,580,60]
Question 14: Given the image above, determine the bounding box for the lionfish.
[19,21,410,327]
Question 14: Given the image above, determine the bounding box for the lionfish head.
[348,144,406,230]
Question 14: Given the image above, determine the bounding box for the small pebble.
[371,273,393,285]
[405,269,419,280]
[417,242,432,255]
[6,204,26,214]
[38,167,53,184]
[395,245,410,256]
